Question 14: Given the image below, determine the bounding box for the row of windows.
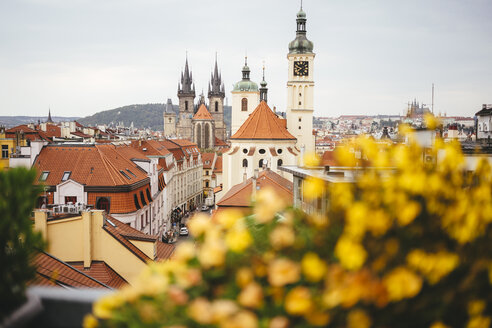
[184,100,221,112]
[242,148,283,155]
[242,158,283,168]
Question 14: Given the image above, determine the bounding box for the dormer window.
[40,171,49,182]
[120,170,131,180]
[61,171,71,181]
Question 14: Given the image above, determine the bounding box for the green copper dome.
[288,8,314,54]
[233,59,259,92]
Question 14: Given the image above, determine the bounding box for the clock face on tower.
[293,61,309,76]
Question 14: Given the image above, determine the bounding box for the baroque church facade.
[163,57,227,148]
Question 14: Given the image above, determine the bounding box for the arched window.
[204,124,210,149]
[215,101,219,112]
[485,123,488,132]
[259,159,264,168]
[277,159,283,167]
[96,197,110,213]
[242,159,248,167]
[259,149,266,154]
[185,100,189,111]
[241,98,248,111]
[196,123,202,149]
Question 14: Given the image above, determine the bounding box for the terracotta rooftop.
[43,124,61,138]
[5,125,51,142]
[322,150,338,166]
[213,155,223,173]
[230,101,296,140]
[217,169,293,208]
[215,137,228,147]
[202,153,216,169]
[69,261,127,289]
[34,144,149,187]
[193,104,213,120]
[30,252,110,289]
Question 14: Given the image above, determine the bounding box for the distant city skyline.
[1,0,491,118]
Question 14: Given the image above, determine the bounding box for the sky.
[1,0,491,118]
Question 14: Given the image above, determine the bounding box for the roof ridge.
[97,146,124,185]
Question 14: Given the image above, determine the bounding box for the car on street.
[201,205,209,211]
[180,227,189,236]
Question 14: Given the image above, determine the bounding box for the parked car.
[201,205,209,211]
[180,227,189,236]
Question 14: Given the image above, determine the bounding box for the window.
[146,188,152,202]
[126,169,137,178]
[140,191,147,206]
[61,171,71,181]
[242,148,248,154]
[39,171,49,181]
[96,197,110,213]
[185,100,189,111]
[277,159,283,167]
[120,170,131,180]
[299,101,302,106]
[145,210,148,224]
[277,148,283,154]
[134,194,141,210]
[242,159,248,167]
[206,171,209,175]
[259,149,266,154]
[299,126,302,129]
[205,181,209,187]
[241,98,248,111]
[141,214,144,228]
[298,117,302,122]
[485,124,488,132]
[1,145,8,159]
[259,159,264,168]
[299,93,302,96]
[215,101,219,112]
[65,196,77,204]
[168,118,172,123]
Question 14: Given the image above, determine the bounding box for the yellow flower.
[268,258,301,287]
[235,267,254,288]
[254,187,286,223]
[225,222,252,253]
[222,310,259,328]
[215,209,244,229]
[466,316,491,328]
[366,209,391,237]
[303,176,325,201]
[407,250,459,284]
[307,212,329,228]
[238,282,263,308]
[173,241,196,262]
[284,286,312,316]
[424,113,440,130]
[211,299,238,323]
[347,309,372,328]
[301,252,327,282]
[468,300,486,316]
[188,213,212,237]
[335,236,367,271]
[429,322,450,328]
[269,316,289,328]
[188,297,213,324]
[305,310,331,326]
[397,201,421,226]
[83,314,98,328]
[304,151,321,167]
[345,202,368,240]
[335,145,357,166]
[270,224,296,250]
[168,286,188,305]
[198,239,226,268]
[383,267,422,301]
[93,293,124,319]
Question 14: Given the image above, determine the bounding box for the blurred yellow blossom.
[215,209,244,229]
[225,221,252,253]
[303,176,325,201]
[397,201,421,226]
[188,213,212,237]
[83,314,98,328]
[211,299,238,323]
[236,267,254,288]
[407,250,459,284]
[269,316,289,328]
[301,252,327,282]
[305,310,330,326]
[335,236,367,271]
[383,267,422,301]
[466,316,491,328]
[335,145,357,166]
[93,293,124,319]
[468,300,486,316]
[270,224,295,250]
[304,151,321,167]
[254,187,286,223]
[173,241,196,262]
[238,281,263,309]
[198,239,226,268]
[188,298,213,324]
[284,286,312,315]
[430,322,450,328]
[223,310,259,328]
[268,258,301,287]
[424,113,440,130]
[347,309,371,328]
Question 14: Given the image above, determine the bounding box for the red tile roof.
[231,101,296,140]
[69,261,127,289]
[30,252,110,289]
[193,104,213,120]
[213,155,223,173]
[202,153,215,169]
[214,137,228,147]
[43,124,61,138]
[322,150,338,166]
[34,144,149,187]
[217,170,293,208]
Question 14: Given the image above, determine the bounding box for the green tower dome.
[288,7,314,54]
[232,58,259,92]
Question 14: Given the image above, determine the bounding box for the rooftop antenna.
[431,83,435,114]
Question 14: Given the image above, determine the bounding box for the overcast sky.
[1,0,491,118]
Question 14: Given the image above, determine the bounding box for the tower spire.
[260,62,268,103]
[46,107,53,123]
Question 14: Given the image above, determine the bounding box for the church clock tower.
[286,6,315,153]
